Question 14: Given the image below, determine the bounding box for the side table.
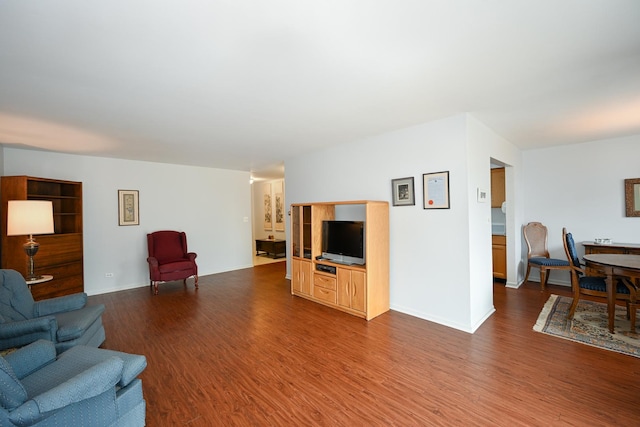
[255,239,286,259]
[27,275,53,291]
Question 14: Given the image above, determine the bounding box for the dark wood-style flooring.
[89,263,640,426]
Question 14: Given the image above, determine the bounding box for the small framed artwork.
[423,171,450,209]
[625,178,640,217]
[275,192,285,231]
[118,190,139,226]
[391,177,415,206]
[264,184,273,230]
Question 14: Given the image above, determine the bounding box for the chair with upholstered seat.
[562,228,637,324]
[146,230,198,295]
[523,222,571,290]
[0,269,105,354]
[0,339,146,426]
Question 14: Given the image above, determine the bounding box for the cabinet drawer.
[313,286,337,304]
[314,274,337,291]
[36,261,82,280]
[36,234,83,266]
[492,235,506,246]
[31,276,83,300]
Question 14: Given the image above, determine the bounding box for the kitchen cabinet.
[491,168,505,208]
[492,235,506,279]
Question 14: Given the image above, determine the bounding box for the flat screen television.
[321,220,365,265]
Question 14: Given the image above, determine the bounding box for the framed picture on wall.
[423,171,450,209]
[264,184,273,230]
[391,177,415,206]
[625,178,640,217]
[275,192,285,231]
[118,190,139,226]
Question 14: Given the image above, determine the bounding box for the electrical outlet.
[105,273,114,278]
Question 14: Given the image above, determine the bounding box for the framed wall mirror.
[625,178,640,217]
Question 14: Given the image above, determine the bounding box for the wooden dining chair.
[523,222,571,290]
[562,228,637,328]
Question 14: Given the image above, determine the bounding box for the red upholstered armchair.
[146,231,198,295]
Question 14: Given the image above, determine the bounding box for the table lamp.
[7,200,54,281]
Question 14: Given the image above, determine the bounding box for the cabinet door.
[491,168,505,208]
[291,205,313,259]
[337,269,350,307]
[350,270,366,312]
[291,206,301,258]
[292,259,312,296]
[302,206,312,259]
[337,269,366,313]
[292,259,302,294]
[492,243,506,279]
[300,261,311,295]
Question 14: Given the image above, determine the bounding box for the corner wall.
[465,115,523,325]
[285,114,522,332]
[3,148,253,295]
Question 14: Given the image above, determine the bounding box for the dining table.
[583,254,640,333]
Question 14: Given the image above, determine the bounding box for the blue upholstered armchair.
[0,269,105,354]
[0,339,146,426]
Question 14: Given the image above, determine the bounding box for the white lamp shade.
[7,200,55,236]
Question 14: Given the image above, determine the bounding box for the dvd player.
[316,263,336,275]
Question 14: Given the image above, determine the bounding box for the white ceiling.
[1,1,639,180]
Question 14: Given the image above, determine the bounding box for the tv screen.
[321,220,365,265]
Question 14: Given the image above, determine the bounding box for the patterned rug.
[533,294,640,358]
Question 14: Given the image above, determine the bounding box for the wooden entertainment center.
[290,200,389,320]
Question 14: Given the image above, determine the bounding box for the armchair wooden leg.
[195,275,199,289]
[153,281,159,295]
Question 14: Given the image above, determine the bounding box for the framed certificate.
[423,171,450,209]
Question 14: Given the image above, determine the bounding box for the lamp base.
[23,237,40,282]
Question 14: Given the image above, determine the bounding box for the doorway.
[490,160,507,282]
[250,178,287,266]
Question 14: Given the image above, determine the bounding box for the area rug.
[533,294,640,358]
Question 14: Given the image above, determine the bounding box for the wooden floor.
[90,263,640,426]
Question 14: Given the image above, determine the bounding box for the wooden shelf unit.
[1,176,84,300]
[290,200,389,320]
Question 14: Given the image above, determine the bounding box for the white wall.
[522,133,640,285]
[465,115,523,324]
[3,148,253,295]
[285,114,524,332]
[252,179,285,244]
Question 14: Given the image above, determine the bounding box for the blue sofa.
[0,269,105,354]
[0,339,146,426]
